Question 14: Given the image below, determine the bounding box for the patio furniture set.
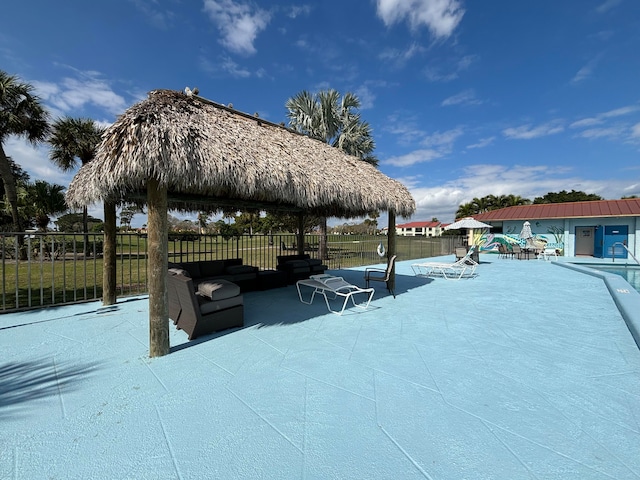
[498,244,559,260]
[166,253,402,338]
[167,255,328,339]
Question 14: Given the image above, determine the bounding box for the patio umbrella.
[519,221,533,240]
[444,217,493,246]
[444,217,493,231]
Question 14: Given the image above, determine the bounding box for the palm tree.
[286,89,377,258]
[0,70,50,233]
[49,117,105,235]
[26,180,66,230]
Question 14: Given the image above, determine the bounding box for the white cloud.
[130,0,175,29]
[424,54,477,82]
[421,127,463,147]
[385,148,443,167]
[570,105,640,143]
[384,128,462,166]
[286,5,312,18]
[601,105,640,118]
[5,138,73,186]
[630,123,640,139]
[569,117,602,129]
[376,0,465,39]
[596,0,622,14]
[32,71,127,119]
[441,88,482,106]
[466,136,495,149]
[502,121,564,140]
[571,54,603,84]
[576,126,626,140]
[354,85,376,110]
[379,43,425,68]
[404,163,631,222]
[203,0,271,55]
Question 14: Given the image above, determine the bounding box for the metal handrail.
[612,242,640,265]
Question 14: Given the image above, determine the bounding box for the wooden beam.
[147,178,170,357]
[102,201,117,306]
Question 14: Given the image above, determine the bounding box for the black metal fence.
[0,232,461,312]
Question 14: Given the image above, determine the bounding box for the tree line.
[452,190,624,219]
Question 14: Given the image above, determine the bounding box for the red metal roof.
[473,198,640,221]
[397,221,441,228]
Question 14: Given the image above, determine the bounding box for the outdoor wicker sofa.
[276,254,328,284]
[168,258,259,292]
[167,272,244,340]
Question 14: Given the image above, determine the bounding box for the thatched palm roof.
[66,89,415,218]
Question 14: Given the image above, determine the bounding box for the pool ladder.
[612,242,640,265]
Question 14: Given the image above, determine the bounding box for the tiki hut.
[66,89,415,356]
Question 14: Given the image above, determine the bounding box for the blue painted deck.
[2,256,640,479]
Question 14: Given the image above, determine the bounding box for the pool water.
[585,265,640,293]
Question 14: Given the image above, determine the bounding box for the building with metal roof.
[473,199,640,259]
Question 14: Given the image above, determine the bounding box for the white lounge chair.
[296,274,375,315]
[538,248,558,261]
[411,246,478,280]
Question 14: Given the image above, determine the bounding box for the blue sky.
[2,0,639,227]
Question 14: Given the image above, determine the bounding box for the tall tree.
[49,117,105,235]
[286,89,377,258]
[26,180,67,231]
[456,194,532,219]
[0,70,50,232]
[533,190,603,204]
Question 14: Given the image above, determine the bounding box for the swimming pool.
[583,265,640,293]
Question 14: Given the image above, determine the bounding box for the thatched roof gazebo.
[67,89,415,357]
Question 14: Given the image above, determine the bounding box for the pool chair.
[509,244,524,259]
[364,255,397,298]
[411,246,478,280]
[538,248,558,261]
[296,275,375,315]
[498,244,512,259]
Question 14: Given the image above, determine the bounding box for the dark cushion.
[284,260,310,269]
[199,260,226,277]
[199,294,243,315]
[225,265,258,275]
[198,279,240,300]
[181,262,202,279]
[277,254,310,265]
[224,258,243,268]
[306,258,323,267]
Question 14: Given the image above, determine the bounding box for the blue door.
[604,226,628,259]
[594,226,604,258]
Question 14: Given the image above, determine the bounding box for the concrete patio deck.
[1,256,640,479]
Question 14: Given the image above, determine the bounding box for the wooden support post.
[387,210,397,293]
[102,201,117,306]
[147,178,170,357]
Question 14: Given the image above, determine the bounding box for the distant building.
[473,198,640,259]
[396,221,444,237]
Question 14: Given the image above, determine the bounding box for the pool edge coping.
[556,262,640,350]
